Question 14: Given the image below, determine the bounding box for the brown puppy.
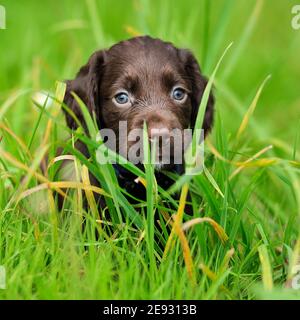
[63,36,214,173]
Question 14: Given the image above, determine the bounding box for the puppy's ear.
[178,49,214,135]
[63,50,106,130]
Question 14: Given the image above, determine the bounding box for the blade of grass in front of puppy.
[228,169,264,243]
[143,122,157,276]
[166,172,194,195]
[182,217,228,244]
[184,43,233,175]
[71,93,124,223]
[72,128,149,185]
[200,264,231,299]
[230,145,274,179]
[18,180,110,202]
[66,100,118,219]
[200,249,235,299]
[94,133,145,227]
[72,92,98,139]
[203,166,224,198]
[81,164,102,234]
[163,183,189,257]
[69,98,144,227]
[173,214,196,286]
[193,174,219,215]
[192,42,233,150]
[163,183,197,285]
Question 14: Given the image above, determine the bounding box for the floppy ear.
[63,50,106,130]
[178,49,214,135]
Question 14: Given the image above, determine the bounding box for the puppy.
[62,36,214,201]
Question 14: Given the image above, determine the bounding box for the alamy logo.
[94,122,205,175]
[0,5,5,29]
[0,265,6,289]
[292,5,300,30]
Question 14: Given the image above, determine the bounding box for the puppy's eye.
[172,87,186,101]
[114,92,130,105]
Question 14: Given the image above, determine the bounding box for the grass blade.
[258,244,273,291]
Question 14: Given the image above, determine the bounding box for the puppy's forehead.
[108,36,179,63]
[103,37,186,88]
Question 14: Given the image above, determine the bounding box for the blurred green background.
[0,0,299,144]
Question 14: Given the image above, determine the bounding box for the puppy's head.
[64,36,214,168]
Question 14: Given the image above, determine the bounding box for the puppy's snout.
[149,127,170,145]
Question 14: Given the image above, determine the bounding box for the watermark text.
[0,265,6,289]
[291,5,300,30]
[0,5,6,29]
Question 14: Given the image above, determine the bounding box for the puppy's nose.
[148,127,170,145]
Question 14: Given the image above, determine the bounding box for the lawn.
[0,0,300,299]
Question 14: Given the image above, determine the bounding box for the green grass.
[1,0,300,299]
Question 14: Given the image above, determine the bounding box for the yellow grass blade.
[173,221,196,285]
[134,176,147,188]
[258,244,273,291]
[42,81,66,146]
[199,249,233,297]
[47,151,84,211]
[199,263,218,281]
[72,147,83,216]
[163,183,196,285]
[221,248,235,270]
[207,140,276,179]
[160,210,173,227]
[230,145,275,179]
[137,230,146,246]
[18,181,111,201]
[235,158,277,168]
[206,138,229,163]
[81,165,99,219]
[163,183,189,257]
[47,155,76,169]
[0,147,66,200]
[182,217,229,244]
